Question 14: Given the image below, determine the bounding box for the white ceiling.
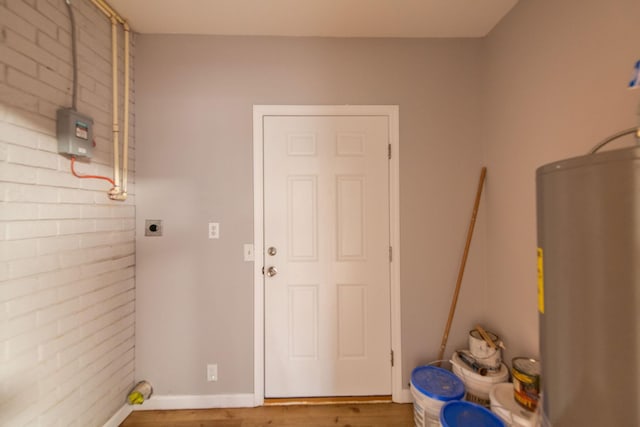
[107,0,519,38]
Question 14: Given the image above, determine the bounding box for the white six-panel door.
[263,115,391,397]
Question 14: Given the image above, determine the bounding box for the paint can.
[411,365,465,427]
[468,329,502,370]
[511,358,541,412]
[450,351,509,407]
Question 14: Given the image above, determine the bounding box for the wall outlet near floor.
[207,364,218,381]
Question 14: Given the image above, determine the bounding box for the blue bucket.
[440,400,506,427]
[411,366,465,427]
[411,366,465,402]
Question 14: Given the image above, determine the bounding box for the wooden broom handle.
[437,167,487,363]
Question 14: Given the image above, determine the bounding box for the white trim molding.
[104,390,411,425]
[132,394,257,411]
[253,105,402,404]
[399,387,413,404]
[102,404,132,427]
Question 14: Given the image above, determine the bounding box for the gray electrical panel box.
[57,108,94,158]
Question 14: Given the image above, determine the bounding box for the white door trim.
[253,105,402,405]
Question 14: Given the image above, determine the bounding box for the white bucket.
[411,365,466,427]
[451,351,509,407]
[490,383,535,427]
[468,329,502,370]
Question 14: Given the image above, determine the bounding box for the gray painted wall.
[134,36,487,394]
[482,0,640,364]
[135,0,640,397]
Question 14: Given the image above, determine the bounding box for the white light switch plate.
[208,222,219,239]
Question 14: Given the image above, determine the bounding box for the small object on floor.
[127,380,153,405]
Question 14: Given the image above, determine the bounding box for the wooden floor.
[119,403,414,427]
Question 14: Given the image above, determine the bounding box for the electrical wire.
[64,0,78,111]
[70,156,115,186]
[589,127,638,154]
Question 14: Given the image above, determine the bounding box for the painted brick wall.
[0,0,135,425]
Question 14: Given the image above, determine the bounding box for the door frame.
[252,105,402,405]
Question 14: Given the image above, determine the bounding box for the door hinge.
[388,144,392,159]
[389,246,393,262]
[390,350,394,367]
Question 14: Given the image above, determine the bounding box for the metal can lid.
[512,357,541,375]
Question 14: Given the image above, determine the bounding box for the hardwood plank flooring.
[264,396,392,405]
[119,403,414,427]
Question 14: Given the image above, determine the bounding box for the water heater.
[536,146,640,426]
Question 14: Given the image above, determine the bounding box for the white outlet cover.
[207,364,218,381]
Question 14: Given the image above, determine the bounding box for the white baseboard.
[398,387,413,404]
[105,391,407,423]
[133,393,256,411]
[103,404,132,427]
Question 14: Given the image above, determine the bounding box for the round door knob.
[267,246,277,256]
[266,266,278,277]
